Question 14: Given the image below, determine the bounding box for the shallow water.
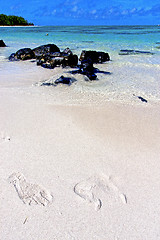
[0,25,160,104]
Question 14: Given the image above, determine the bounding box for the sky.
[1,0,160,25]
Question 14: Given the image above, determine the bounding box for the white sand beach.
[0,63,160,239]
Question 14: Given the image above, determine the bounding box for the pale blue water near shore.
[1,25,160,56]
[0,25,160,104]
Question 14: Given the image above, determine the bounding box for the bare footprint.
[74,174,127,211]
[8,172,53,206]
[74,178,102,211]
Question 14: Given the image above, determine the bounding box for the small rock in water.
[0,40,6,47]
[119,49,154,55]
[79,50,110,63]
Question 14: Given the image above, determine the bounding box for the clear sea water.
[0,25,160,104]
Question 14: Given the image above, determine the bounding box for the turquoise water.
[1,25,160,55]
[0,26,160,103]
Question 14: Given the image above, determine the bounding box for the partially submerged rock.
[38,56,64,69]
[61,48,78,67]
[36,48,78,69]
[40,75,76,86]
[79,58,97,80]
[0,40,6,47]
[119,49,154,55]
[54,75,73,85]
[62,53,78,68]
[79,50,110,63]
[9,48,35,61]
[32,44,60,57]
[61,47,73,56]
[16,48,35,60]
[9,44,60,61]
[9,53,17,61]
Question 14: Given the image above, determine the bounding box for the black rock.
[36,52,61,66]
[53,57,66,66]
[50,52,61,57]
[9,48,35,61]
[79,58,97,80]
[133,94,148,103]
[36,46,78,68]
[37,56,47,66]
[62,54,78,68]
[61,48,73,56]
[61,48,78,67]
[16,48,35,60]
[54,75,72,85]
[9,53,18,61]
[0,40,6,47]
[32,44,60,58]
[79,50,110,63]
[37,55,52,66]
[41,62,54,69]
[85,72,97,80]
[137,96,148,103]
[80,58,94,72]
[41,57,64,69]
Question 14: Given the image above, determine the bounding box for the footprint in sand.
[74,174,127,211]
[8,172,53,206]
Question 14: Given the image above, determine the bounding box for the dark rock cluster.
[36,47,78,69]
[8,43,110,81]
[7,43,149,103]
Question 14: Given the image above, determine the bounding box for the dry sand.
[0,74,160,239]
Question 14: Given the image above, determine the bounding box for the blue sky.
[1,0,160,25]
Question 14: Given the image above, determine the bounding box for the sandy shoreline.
[0,80,160,239]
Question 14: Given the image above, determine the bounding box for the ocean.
[0,25,160,104]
